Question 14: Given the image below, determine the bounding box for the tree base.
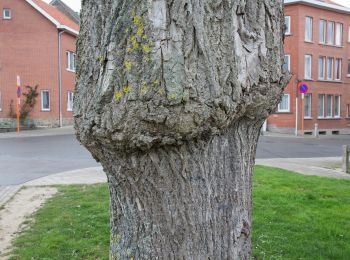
[102,119,262,259]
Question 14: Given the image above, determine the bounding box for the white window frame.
[0,91,2,111]
[335,58,342,81]
[347,59,350,77]
[304,55,312,79]
[304,93,312,119]
[67,51,76,72]
[283,55,291,72]
[305,16,313,42]
[326,95,333,118]
[327,57,334,80]
[318,56,326,80]
[335,95,341,118]
[335,23,343,46]
[318,94,325,118]
[278,94,290,113]
[41,90,50,111]
[285,16,291,35]
[67,91,74,111]
[3,8,11,19]
[319,19,327,44]
[348,26,350,43]
[327,21,335,45]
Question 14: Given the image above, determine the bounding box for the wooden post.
[342,145,349,174]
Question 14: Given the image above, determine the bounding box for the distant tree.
[9,85,39,120]
[75,0,290,258]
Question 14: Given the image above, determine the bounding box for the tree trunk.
[74,0,289,258]
[105,119,261,259]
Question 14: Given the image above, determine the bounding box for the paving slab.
[256,157,350,180]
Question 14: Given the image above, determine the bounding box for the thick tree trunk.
[104,118,261,259]
[75,0,289,258]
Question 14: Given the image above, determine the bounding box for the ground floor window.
[41,90,50,111]
[326,95,333,118]
[318,94,325,118]
[0,91,2,111]
[335,95,341,118]
[304,93,312,118]
[67,91,74,111]
[278,94,290,112]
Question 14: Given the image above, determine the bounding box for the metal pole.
[301,93,304,135]
[295,97,298,136]
[342,145,349,174]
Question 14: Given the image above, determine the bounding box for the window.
[41,90,50,111]
[67,51,76,72]
[67,91,74,111]
[285,16,291,35]
[327,21,335,45]
[336,23,343,46]
[347,104,350,118]
[335,58,342,80]
[278,94,290,112]
[3,8,11,19]
[327,57,334,80]
[318,56,326,79]
[305,55,312,79]
[348,26,350,42]
[319,20,327,43]
[304,93,312,118]
[335,95,341,118]
[318,94,325,118]
[283,55,291,72]
[0,91,2,111]
[305,16,313,42]
[326,95,333,117]
[348,59,350,76]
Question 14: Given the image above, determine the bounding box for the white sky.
[43,0,81,12]
[43,0,350,13]
[332,0,350,8]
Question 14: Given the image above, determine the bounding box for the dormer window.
[3,8,11,19]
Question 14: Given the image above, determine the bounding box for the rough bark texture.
[75,0,289,258]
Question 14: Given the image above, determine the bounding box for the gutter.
[58,30,65,127]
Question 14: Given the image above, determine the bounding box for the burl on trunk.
[74,0,289,258]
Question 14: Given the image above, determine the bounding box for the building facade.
[0,0,78,128]
[267,0,350,135]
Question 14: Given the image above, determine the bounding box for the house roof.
[284,0,350,14]
[50,0,80,24]
[25,0,79,35]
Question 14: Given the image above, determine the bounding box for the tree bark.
[74,0,289,258]
[106,118,261,259]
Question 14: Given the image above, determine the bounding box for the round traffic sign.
[17,86,21,98]
[299,82,309,94]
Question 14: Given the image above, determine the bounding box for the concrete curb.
[0,167,106,208]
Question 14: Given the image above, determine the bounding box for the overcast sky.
[44,0,350,12]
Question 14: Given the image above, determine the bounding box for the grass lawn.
[7,166,350,259]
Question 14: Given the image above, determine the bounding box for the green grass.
[253,166,350,259]
[7,166,350,259]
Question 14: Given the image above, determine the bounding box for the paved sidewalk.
[0,167,106,207]
[1,157,349,208]
[0,126,74,139]
[256,157,350,179]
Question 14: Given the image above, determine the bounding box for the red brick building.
[0,0,78,128]
[267,0,350,135]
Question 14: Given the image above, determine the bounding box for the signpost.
[16,76,21,133]
[299,82,309,134]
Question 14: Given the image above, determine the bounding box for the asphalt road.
[0,133,349,185]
